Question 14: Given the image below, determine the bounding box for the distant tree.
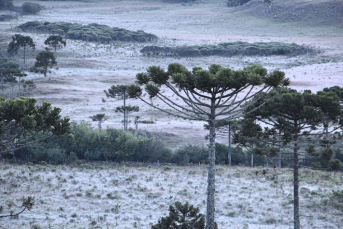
[151,201,205,229]
[204,119,239,166]
[44,35,66,53]
[0,0,13,10]
[7,34,35,64]
[0,68,27,96]
[21,2,42,15]
[115,105,139,130]
[104,85,132,132]
[232,118,265,167]
[32,51,57,77]
[0,58,21,93]
[0,97,70,154]
[127,63,289,229]
[90,113,107,131]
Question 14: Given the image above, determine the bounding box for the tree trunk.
[278,130,282,168]
[18,76,21,96]
[123,89,127,132]
[23,46,26,64]
[228,122,232,166]
[293,121,300,229]
[206,104,216,229]
[251,153,254,167]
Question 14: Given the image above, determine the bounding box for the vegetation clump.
[17,21,158,43]
[0,0,13,10]
[21,2,42,15]
[140,42,316,57]
[151,201,205,229]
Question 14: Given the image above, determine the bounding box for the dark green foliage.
[10,122,172,164]
[227,0,251,7]
[21,2,42,15]
[0,97,70,154]
[7,34,35,63]
[330,190,343,210]
[328,159,342,171]
[32,51,57,77]
[172,143,244,165]
[90,114,106,130]
[0,58,19,69]
[172,145,207,165]
[44,35,66,53]
[0,0,13,10]
[151,201,205,229]
[0,58,25,92]
[141,42,315,57]
[18,21,158,43]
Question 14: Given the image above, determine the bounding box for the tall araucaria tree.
[104,85,135,132]
[7,34,35,64]
[244,88,341,229]
[127,63,289,229]
[44,35,66,53]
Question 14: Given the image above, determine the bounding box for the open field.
[0,164,342,229]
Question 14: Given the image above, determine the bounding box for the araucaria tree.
[44,35,66,53]
[7,34,35,64]
[127,63,289,228]
[104,85,133,132]
[90,113,107,131]
[115,105,139,130]
[33,51,57,77]
[0,97,70,154]
[245,88,341,229]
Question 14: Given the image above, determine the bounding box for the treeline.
[140,42,316,57]
[3,121,340,168]
[0,121,255,165]
[18,21,158,43]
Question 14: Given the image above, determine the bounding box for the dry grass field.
[0,164,342,229]
[0,0,343,228]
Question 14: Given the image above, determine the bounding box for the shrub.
[18,21,158,43]
[330,190,343,210]
[140,42,315,57]
[7,122,172,164]
[328,159,342,171]
[151,201,205,229]
[21,2,42,15]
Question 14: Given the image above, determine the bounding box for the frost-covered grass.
[0,164,342,229]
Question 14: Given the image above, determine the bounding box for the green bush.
[330,190,343,210]
[18,21,158,43]
[151,201,205,229]
[328,159,342,171]
[21,2,42,15]
[8,122,172,164]
[141,42,315,57]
